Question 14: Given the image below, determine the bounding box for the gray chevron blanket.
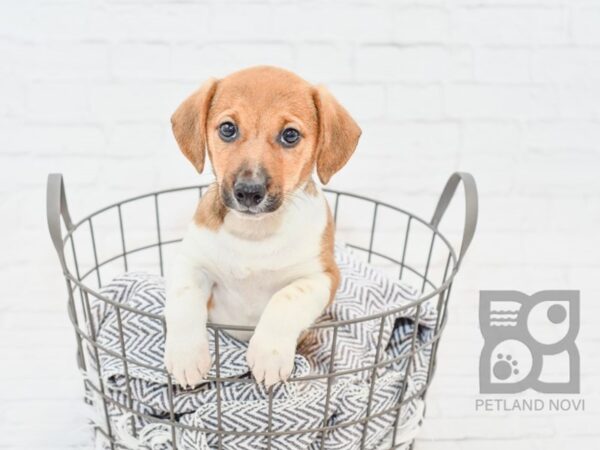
[86,246,437,450]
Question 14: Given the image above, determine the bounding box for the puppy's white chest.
[209,241,317,334]
[210,268,283,333]
[194,191,328,338]
[227,263,253,280]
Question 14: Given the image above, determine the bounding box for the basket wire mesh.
[47,172,478,450]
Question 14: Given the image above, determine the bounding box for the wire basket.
[47,172,477,450]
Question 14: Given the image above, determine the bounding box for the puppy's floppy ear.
[312,85,361,184]
[171,78,218,173]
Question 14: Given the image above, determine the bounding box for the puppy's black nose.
[233,181,266,207]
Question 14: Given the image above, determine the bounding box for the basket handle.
[47,173,73,273]
[430,172,478,266]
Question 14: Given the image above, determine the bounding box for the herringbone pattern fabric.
[86,246,437,449]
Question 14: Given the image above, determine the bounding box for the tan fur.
[303,179,318,196]
[171,79,218,173]
[312,86,362,184]
[205,67,319,197]
[320,205,340,305]
[171,66,362,199]
[193,184,227,230]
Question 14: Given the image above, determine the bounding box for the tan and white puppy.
[164,66,361,388]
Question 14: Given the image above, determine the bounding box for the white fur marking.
[164,187,330,387]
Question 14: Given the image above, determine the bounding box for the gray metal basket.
[47,172,477,450]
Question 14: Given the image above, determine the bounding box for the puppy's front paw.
[164,331,211,388]
[246,333,296,387]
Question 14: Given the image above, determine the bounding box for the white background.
[1,0,599,449]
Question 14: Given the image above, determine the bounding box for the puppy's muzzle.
[233,180,266,208]
[222,168,282,215]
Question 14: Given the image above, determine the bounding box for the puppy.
[164,66,361,388]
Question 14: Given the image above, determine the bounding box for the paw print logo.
[479,291,579,394]
[494,353,519,380]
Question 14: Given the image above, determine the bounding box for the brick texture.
[1,1,599,449]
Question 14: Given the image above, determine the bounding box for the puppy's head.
[171,66,361,215]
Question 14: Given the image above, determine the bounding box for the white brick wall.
[1,1,599,449]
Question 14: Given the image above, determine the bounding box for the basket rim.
[60,183,460,330]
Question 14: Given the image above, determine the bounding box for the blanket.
[85,246,437,450]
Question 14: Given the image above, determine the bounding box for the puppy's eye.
[218,122,238,142]
[280,128,301,147]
